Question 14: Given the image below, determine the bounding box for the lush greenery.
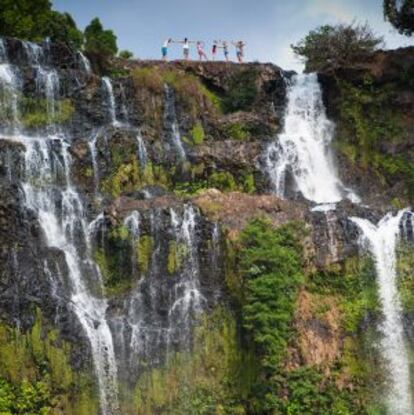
[291,23,383,72]
[237,219,305,411]
[84,17,118,57]
[0,310,98,414]
[0,0,83,47]
[384,0,414,35]
[119,50,133,59]
[334,77,414,200]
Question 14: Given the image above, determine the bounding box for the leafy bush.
[190,123,205,145]
[131,67,164,94]
[384,0,414,35]
[222,68,259,113]
[291,23,383,72]
[119,49,133,59]
[239,219,303,374]
[208,171,237,192]
[224,122,249,140]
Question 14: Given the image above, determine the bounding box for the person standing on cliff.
[233,40,246,63]
[211,40,218,60]
[174,38,194,60]
[222,41,229,62]
[161,38,172,61]
[196,41,208,61]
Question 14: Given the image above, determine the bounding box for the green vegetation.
[119,50,133,59]
[0,0,83,47]
[384,0,414,35]
[190,123,205,145]
[0,310,98,415]
[137,235,154,274]
[20,98,75,128]
[335,78,413,198]
[397,243,414,312]
[222,68,259,113]
[208,171,237,192]
[167,241,188,274]
[238,219,304,408]
[84,17,118,57]
[291,23,383,72]
[224,122,250,141]
[133,307,254,415]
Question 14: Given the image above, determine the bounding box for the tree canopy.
[84,18,118,57]
[384,0,414,35]
[0,1,119,55]
[291,23,383,72]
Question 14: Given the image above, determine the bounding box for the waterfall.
[350,211,413,415]
[88,128,102,193]
[163,84,186,160]
[135,131,147,167]
[0,40,120,414]
[265,73,358,204]
[78,51,92,74]
[102,77,120,126]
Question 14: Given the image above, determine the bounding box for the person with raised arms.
[196,41,208,61]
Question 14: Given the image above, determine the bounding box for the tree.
[0,0,83,48]
[46,11,83,49]
[84,17,118,57]
[384,0,414,35]
[291,23,384,72]
[119,50,133,59]
[0,0,52,41]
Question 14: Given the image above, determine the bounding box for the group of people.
[161,39,246,63]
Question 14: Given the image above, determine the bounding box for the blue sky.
[54,0,413,71]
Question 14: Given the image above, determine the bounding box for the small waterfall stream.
[163,84,186,160]
[102,76,120,126]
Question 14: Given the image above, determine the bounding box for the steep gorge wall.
[1,36,414,414]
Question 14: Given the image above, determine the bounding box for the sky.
[53,0,413,71]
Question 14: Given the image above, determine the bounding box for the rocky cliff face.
[1,36,414,414]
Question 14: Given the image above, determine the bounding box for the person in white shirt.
[161,38,172,61]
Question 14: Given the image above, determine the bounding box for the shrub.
[131,67,163,94]
[224,122,249,140]
[208,171,237,192]
[190,123,205,145]
[119,49,133,59]
[291,23,383,72]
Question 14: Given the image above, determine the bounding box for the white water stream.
[351,212,413,415]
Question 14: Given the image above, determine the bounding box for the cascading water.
[350,211,413,415]
[78,51,92,74]
[135,131,147,167]
[164,84,186,160]
[265,73,358,204]
[102,76,120,126]
[0,39,120,414]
